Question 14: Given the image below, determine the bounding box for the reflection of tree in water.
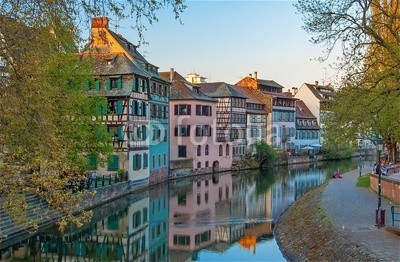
[322,159,359,178]
[255,168,276,196]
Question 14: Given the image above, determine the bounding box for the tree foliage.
[296,0,400,93]
[254,141,278,168]
[0,0,186,234]
[296,0,400,162]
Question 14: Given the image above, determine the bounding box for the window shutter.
[174,126,178,136]
[133,155,137,170]
[137,79,141,93]
[174,105,178,115]
[117,78,122,89]
[84,80,90,91]
[102,106,107,115]
[106,79,111,90]
[142,126,147,140]
[117,126,123,140]
[138,154,142,169]
[96,105,102,116]
[143,153,148,169]
[187,105,191,115]
[107,155,119,171]
[87,155,97,170]
[95,80,101,91]
[117,100,123,115]
[133,78,137,92]
[143,80,147,92]
[142,102,147,116]
[138,101,142,116]
[137,126,141,140]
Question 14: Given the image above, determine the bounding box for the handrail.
[391,205,400,226]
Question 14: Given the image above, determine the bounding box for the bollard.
[375,209,386,227]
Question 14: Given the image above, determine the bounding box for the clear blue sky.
[114,0,340,89]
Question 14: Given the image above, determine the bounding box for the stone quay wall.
[370,174,400,205]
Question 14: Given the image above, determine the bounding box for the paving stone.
[275,168,399,261]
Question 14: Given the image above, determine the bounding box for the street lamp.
[358,139,363,177]
[375,137,384,227]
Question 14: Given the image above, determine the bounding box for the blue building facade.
[149,76,170,183]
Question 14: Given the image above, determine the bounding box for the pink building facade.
[160,70,232,174]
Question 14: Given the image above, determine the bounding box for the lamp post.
[375,138,384,227]
[358,139,363,177]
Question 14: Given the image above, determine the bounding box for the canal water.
[0,159,371,261]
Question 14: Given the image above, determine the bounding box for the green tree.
[254,141,278,168]
[0,0,186,233]
[296,0,400,162]
[295,0,400,95]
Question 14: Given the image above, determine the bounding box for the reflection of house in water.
[294,168,325,200]
[168,173,233,261]
[240,177,274,254]
[214,175,246,244]
[36,192,149,261]
[149,183,169,262]
[270,172,296,221]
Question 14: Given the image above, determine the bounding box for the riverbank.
[275,168,400,261]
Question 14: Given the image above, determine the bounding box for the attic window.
[106,58,114,65]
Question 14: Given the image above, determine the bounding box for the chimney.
[292,87,298,94]
[170,68,174,81]
[249,73,252,78]
[315,80,319,87]
[92,17,109,28]
[254,71,258,81]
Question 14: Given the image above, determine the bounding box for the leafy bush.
[254,141,278,168]
[322,145,354,160]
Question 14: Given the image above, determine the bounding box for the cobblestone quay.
[275,168,400,261]
[275,184,380,261]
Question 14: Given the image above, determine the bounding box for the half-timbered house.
[81,17,170,184]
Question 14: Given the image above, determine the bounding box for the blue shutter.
[95,80,101,91]
[117,100,123,115]
[137,154,142,170]
[75,242,87,256]
[133,77,138,92]
[96,105,102,116]
[133,155,137,170]
[143,80,147,92]
[117,78,122,89]
[84,80,90,91]
[106,79,111,90]
[142,102,147,116]
[87,155,97,170]
[137,101,142,116]
[143,153,148,169]
[117,126,123,140]
[107,155,119,171]
[142,126,147,140]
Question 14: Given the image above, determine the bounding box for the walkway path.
[323,168,399,261]
[275,168,400,261]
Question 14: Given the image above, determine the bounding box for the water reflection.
[0,159,367,261]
